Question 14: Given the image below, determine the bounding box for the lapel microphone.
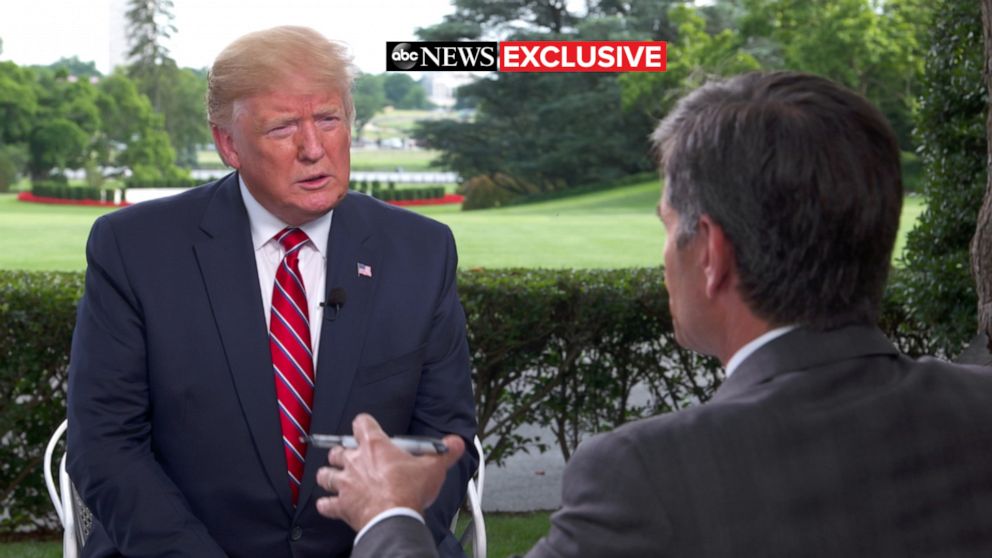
[321,288,346,321]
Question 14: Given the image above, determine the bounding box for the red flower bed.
[17,192,129,207]
[388,194,464,207]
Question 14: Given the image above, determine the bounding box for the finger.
[316,495,341,519]
[327,445,346,468]
[316,466,335,492]
[352,413,388,447]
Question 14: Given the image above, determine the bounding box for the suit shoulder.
[343,192,451,238]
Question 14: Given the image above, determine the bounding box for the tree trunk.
[973,0,992,351]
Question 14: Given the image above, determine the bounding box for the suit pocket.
[356,345,426,385]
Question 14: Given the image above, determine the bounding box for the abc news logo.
[387,41,498,72]
[387,41,666,73]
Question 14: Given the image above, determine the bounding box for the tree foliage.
[418,0,579,38]
[353,73,387,140]
[126,0,177,88]
[620,5,760,118]
[124,0,208,166]
[739,0,930,148]
[898,0,986,357]
[417,71,654,203]
[0,58,187,184]
[383,74,431,110]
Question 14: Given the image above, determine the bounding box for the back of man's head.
[207,26,356,129]
[653,71,903,330]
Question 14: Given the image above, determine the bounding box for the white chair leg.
[60,454,79,558]
[43,419,68,526]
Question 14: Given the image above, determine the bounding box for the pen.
[304,434,449,455]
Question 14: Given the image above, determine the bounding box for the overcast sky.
[0,0,458,74]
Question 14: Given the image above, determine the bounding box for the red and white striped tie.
[269,227,315,506]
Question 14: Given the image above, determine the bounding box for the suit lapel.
[712,325,899,403]
[193,173,294,516]
[297,194,382,513]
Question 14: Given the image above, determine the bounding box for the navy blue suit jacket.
[67,173,478,557]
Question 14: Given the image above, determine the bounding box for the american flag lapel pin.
[357,262,373,278]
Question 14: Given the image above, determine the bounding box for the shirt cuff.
[354,507,425,545]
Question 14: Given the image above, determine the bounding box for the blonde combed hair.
[207,26,356,128]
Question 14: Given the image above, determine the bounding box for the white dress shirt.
[724,325,798,378]
[239,177,333,367]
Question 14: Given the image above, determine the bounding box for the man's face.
[659,194,710,352]
[213,75,350,226]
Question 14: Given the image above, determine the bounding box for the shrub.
[0,271,83,533]
[897,0,986,358]
[124,177,202,189]
[0,268,946,531]
[460,173,552,210]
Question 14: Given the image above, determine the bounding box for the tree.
[739,0,930,148]
[0,62,38,145]
[383,74,431,110]
[975,0,992,350]
[353,73,386,140]
[620,5,760,119]
[418,0,578,38]
[96,71,188,180]
[24,72,103,180]
[416,71,655,201]
[898,0,985,357]
[126,0,177,111]
[47,56,102,79]
[157,66,210,166]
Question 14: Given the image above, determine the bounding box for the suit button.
[291,526,303,541]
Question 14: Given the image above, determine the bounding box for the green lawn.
[350,148,441,171]
[0,511,552,558]
[0,185,926,272]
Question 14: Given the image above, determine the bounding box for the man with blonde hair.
[68,26,477,557]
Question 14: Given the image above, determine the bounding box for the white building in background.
[420,72,477,109]
[108,0,129,71]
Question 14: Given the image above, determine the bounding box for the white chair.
[44,418,91,558]
[454,435,487,558]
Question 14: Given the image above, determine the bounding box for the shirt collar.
[724,325,799,378]
[239,174,332,256]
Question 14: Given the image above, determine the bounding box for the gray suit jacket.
[354,325,992,557]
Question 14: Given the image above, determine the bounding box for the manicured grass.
[456,511,552,557]
[350,148,441,171]
[362,109,453,141]
[414,180,667,269]
[0,185,926,272]
[0,541,60,558]
[0,512,553,558]
[0,194,116,271]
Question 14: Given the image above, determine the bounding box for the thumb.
[439,434,466,469]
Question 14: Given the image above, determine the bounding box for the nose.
[296,121,325,162]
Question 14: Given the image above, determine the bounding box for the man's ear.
[698,215,736,299]
[211,124,241,169]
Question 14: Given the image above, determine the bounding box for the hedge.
[0,267,937,533]
[348,180,446,201]
[124,178,203,189]
[31,182,106,202]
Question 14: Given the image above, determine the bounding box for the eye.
[266,123,296,138]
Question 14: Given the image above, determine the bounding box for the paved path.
[481,423,565,512]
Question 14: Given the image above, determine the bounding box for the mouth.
[296,173,331,189]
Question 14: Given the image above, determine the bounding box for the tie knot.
[276,227,310,254]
